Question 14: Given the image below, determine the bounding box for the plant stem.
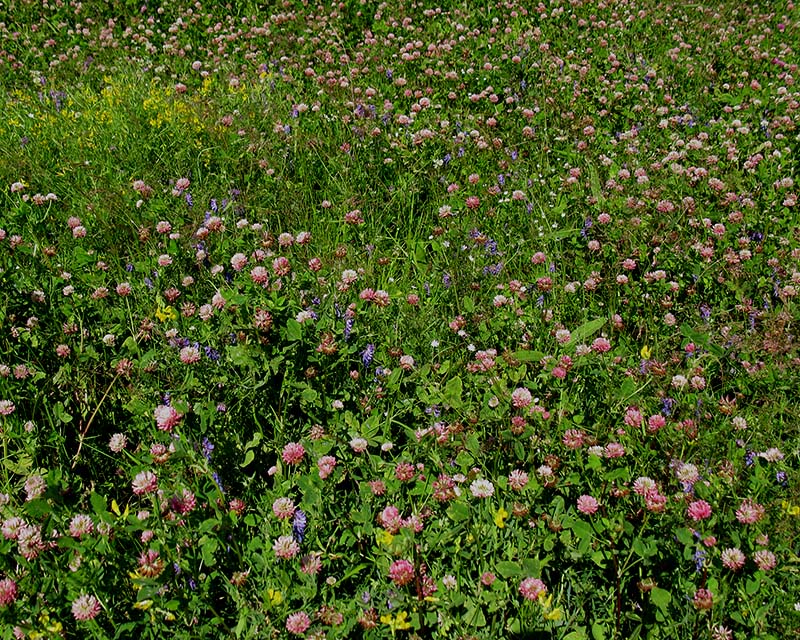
[70,371,121,469]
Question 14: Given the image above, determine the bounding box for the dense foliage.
[0,0,799,638]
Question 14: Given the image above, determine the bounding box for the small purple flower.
[185,192,193,208]
[361,343,375,367]
[292,510,307,543]
[694,549,706,572]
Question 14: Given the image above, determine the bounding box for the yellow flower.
[133,600,153,610]
[782,500,800,516]
[381,611,412,632]
[394,611,412,630]
[155,305,178,322]
[640,345,652,359]
[376,530,394,546]
[544,606,564,621]
[267,588,282,606]
[494,506,509,528]
[538,593,563,621]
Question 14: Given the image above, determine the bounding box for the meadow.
[0,0,799,638]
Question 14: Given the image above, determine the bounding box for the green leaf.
[568,317,607,346]
[90,492,108,516]
[200,537,218,567]
[568,519,593,541]
[301,387,319,405]
[675,528,694,546]
[650,587,671,610]
[240,449,255,468]
[564,632,589,640]
[592,622,607,640]
[54,401,72,424]
[464,604,486,627]
[227,345,256,368]
[496,561,522,578]
[443,375,463,408]
[512,350,545,362]
[286,318,302,342]
[447,502,470,522]
[3,454,32,476]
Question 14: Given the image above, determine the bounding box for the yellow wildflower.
[640,345,652,359]
[376,530,394,546]
[494,506,509,528]
[380,611,412,632]
[155,305,178,322]
[267,588,283,606]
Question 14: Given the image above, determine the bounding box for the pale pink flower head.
[154,404,182,432]
[272,497,296,520]
[721,548,745,571]
[562,429,584,449]
[273,535,300,560]
[693,588,713,610]
[735,499,765,525]
[24,474,46,501]
[0,578,17,607]
[281,442,305,465]
[109,433,127,453]
[470,478,494,498]
[511,387,533,409]
[230,252,248,271]
[349,437,368,453]
[72,593,101,621]
[633,477,656,496]
[591,337,611,353]
[286,611,311,635]
[272,256,291,276]
[69,514,94,538]
[576,495,600,515]
[604,442,626,458]
[389,559,415,586]
[132,470,158,495]
[317,455,336,479]
[179,346,201,364]
[687,500,712,521]
[753,549,776,571]
[508,469,529,491]
[519,577,547,601]
[379,506,402,533]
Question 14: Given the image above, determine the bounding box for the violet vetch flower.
[292,510,307,543]
[361,343,375,367]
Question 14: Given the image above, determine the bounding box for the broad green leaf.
[443,375,463,408]
[447,502,470,522]
[568,317,607,346]
[592,622,607,640]
[286,318,302,341]
[650,587,671,610]
[512,349,545,362]
[495,560,522,578]
[90,492,108,516]
[240,449,255,468]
